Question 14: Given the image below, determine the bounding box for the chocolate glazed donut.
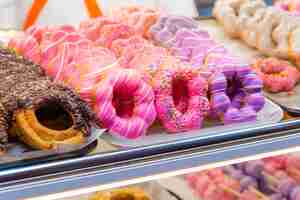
[3,80,94,150]
[0,47,94,150]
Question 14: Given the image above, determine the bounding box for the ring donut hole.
[172,76,189,113]
[226,76,244,107]
[35,102,74,131]
[112,84,135,118]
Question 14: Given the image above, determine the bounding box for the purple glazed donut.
[153,64,210,133]
[161,28,226,69]
[207,53,265,124]
[149,15,199,45]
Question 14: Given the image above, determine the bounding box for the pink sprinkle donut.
[153,64,210,133]
[94,69,156,139]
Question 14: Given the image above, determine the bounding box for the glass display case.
[1,0,300,199]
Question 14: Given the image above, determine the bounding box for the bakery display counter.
[1,119,300,200]
[0,0,300,199]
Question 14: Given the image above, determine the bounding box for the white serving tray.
[102,99,284,147]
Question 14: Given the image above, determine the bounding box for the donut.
[89,187,151,200]
[212,0,248,38]
[252,57,300,92]
[288,27,300,66]
[3,80,94,150]
[111,5,160,38]
[79,17,117,42]
[111,36,149,58]
[149,15,199,45]
[153,63,209,133]
[168,29,225,68]
[213,0,300,66]
[94,69,156,139]
[0,46,94,150]
[111,35,169,81]
[0,49,45,99]
[41,32,92,78]
[238,1,268,48]
[164,28,210,48]
[206,54,265,124]
[94,24,137,48]
[59,45,118,105]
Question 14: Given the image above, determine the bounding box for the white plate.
[264,85,300,114]
[102,99,284,147]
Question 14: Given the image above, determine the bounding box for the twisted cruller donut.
[89,187,151,200]
[94,69,156,139]
[153,62,210,133]
[252,57,300,92]
[213,0,300,66]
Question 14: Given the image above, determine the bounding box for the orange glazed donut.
[153,62,210,133]
[252,57,300,92]
[94,69,156,139]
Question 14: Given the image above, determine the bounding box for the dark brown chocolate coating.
[0,46,94,148]
[2,80,95,136]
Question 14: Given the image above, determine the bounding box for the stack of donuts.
[0,47,94,151]
[9,5,265,140]
[186,154,300,200]
[213,0,300,67]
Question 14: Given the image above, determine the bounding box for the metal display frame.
[0,119,300,199]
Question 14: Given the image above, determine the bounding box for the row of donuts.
[148,14,265,122]
[0,46,94,150]
[109,7,266,124]
[213,0,300,66]
[8,17,208,138]
[79,15,211,133]
[185,154,300,200]
[8,5,264,139]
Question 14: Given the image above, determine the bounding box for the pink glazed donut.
[94,69,156,139]
[153,64,210,133]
